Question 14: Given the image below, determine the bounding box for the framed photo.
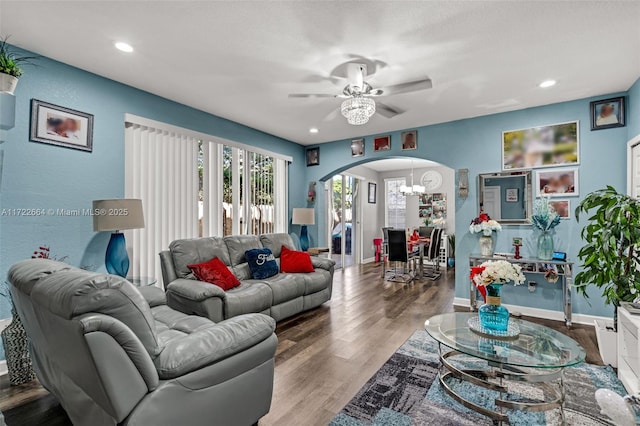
[30,99,94,152]
[373,135,390,152]
[548,200,571,219]
[351,139,364,157]
[368,182,377,204]
[536,167,579,197]
[512,237,523,246]
[401,130,417,150]
[306,147,320,167]
[505,188,518,202]
[502,121,579,170]
[590,96,625,130]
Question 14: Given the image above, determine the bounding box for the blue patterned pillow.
[245,248,278,280]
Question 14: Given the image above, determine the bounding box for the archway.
[316,156,456,269]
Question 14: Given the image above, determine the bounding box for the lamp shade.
[292,208,315,225]
[93,199,145,232]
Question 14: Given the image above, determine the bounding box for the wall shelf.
[0,93,16,130]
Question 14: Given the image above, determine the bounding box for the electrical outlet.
[528,281,537,292]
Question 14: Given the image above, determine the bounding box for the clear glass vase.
[479,235,494,257]
[478,283,510,332]
[537,231,554,260]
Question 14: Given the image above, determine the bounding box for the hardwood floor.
[0,263,602,425]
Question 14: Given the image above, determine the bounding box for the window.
[385,178,406,228]
[125,115,289,284]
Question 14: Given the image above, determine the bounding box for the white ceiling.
[2,1,639,145]
[360,158,441,173]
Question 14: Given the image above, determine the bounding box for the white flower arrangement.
[469,219,502,236]
[471,260,526,287]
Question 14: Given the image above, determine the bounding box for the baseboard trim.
[452,297,612,326]
[361,257,376,264]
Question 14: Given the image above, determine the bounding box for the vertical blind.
[125,116,289,286]
[125,123,199,281]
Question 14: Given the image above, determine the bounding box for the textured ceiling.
[2,1,639,145]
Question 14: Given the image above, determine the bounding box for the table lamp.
[292,208,314,251]
[93,199,144,278]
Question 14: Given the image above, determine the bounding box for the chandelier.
[400,162,426,196]
[341,96,376,125]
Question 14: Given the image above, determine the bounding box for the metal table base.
[437,344,566,425]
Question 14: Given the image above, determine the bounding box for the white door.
[631,143,640,199]
[483,186,502,219]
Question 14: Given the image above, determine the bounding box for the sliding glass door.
[329,175,355,269]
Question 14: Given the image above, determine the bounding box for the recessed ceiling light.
[309,127,319,134]
[539,79,556,88]
[114,42,134,53]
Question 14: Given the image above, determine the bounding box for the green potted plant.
[447,234,455,268]
[575,186,640,365]
[0,37,37,94]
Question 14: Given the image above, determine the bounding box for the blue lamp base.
[106,232,130,278]
[299,225,310,252]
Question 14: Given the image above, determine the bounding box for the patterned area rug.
[330,330,629,426]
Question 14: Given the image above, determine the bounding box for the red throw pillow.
[188,257,240,291]
[280,245,315,273]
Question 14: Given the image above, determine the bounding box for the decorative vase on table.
[469,211,501,257]
[478,283,510,331]
[1,310,36,385]
[479,235,494,257]
[537,231,553,260]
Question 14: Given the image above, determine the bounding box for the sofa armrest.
[137,286,167,307]
[166,278,226,302]
[154,313,276,379]
[311,257,336,271]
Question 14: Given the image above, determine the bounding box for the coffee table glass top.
[425,312,585,368]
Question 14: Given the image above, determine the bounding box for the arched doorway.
[320,157,455,269]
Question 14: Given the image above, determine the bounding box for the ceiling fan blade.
[376,102,403,118]
[375,78,433,96]
[322,108,341,122]
[288,93,338,98]
[346,63,366,91]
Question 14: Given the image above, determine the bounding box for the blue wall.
[0,47,306,327]
[305,92,634,318]
[629,76,640,140]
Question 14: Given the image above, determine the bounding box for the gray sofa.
[160,233,335,323]
[8,259,277,426]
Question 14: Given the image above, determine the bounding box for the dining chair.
[423,228,443,280]
[385,229,418,283]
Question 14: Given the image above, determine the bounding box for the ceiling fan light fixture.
[340,96,375,125]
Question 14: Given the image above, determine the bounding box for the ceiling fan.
[289,62,433,125]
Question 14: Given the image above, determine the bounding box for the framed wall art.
[502,121,578,170]
[536,167,579,197]
[306,147,320,166]
[351,139,364,157]
[368,182,377,204]
[30,99,94,152]
[590,96,625,130]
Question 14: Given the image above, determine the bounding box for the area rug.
[330,329,630,426]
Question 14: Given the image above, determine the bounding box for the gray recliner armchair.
[7,259,278,426]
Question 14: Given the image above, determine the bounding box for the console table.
[469,255,574,326]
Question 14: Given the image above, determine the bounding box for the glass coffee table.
[425,312,586,424]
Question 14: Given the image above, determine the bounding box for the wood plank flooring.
[0,263,602,425]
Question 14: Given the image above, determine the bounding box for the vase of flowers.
[531,198,561,260]
[469,211,501,257]
[470,260,525,331]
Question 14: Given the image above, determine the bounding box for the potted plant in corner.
[447,234,455,268]
[0,37,37,94]
[575,186,640,366]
